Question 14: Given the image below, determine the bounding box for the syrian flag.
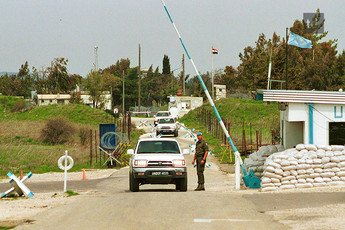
[212,48,218,54]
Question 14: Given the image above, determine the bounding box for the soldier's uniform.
[195,139,209,187]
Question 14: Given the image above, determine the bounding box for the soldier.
[192,132,209,191]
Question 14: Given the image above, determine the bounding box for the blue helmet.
[197,132,202,136]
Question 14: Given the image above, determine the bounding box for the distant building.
[33,91,112,110]
[262,90,345,149]
[36,94,70,106]
[214,84,226,100]
[168,96,203,118]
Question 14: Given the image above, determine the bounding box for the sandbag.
[281,176,296,182]
[321,157,330,164]
[331,176,340,181]
[261,187,278,192]
[265,166,275,173]
[321,172,335,178]
[282,165,297,171]
[317,145,331,151]
[313,182,327,187]
[336,171,345,177]
[296,144,305,150]
[263,172,283,180]
[295,183,313,188]
[298,178,307,183]
[331,156,340,163]
[271,178,280,183]
[327,181,345,186]
[261,183,275,188]
[324,163,337,169]
[305,144,317,151]
[314,177,324,183]
[331,145,345,151]
[280,184,295,190]
[310,173,320,178]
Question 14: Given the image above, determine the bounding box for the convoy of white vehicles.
[128,111,187,192]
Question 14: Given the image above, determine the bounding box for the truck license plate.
[152,172,169,176]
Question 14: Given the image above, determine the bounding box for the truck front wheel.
[178,177,187,192]
[129,172,139,192]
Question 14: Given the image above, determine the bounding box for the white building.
[36,94,70,106]
[263,90,345,149]
[168,96,203,118]
[214,84,226,100]
[34,91,112,110]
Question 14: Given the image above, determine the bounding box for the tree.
[83,70,105,108]
[46,58,72,93]
[162,55,171,75]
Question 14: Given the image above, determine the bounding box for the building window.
[41,100,44,103]
[329,122,345,145]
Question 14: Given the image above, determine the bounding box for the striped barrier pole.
[160,0,242,189]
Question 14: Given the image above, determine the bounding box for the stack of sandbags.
[244,145,285,177]
[261,144,345,192]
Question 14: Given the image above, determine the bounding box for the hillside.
[180,97,280,162]
[0,97,134,177]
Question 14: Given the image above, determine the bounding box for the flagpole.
[211,46,214,99]
[285,27,288,90]
[160,0,242,190]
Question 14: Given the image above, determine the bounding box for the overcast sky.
[1,0,344,77]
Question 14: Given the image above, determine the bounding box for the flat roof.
[263,90,345,104]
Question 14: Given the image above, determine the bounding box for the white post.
[211,47,214,99]
[267,61,272,90]
[64,150,68,192]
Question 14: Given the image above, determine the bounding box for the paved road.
[12,118,345,230]
[13,118,285,230]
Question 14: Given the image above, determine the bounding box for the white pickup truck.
[127,138,189,192]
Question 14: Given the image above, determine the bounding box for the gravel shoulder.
[0,169,117,228]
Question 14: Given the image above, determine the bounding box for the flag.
[212,48,218,54]
[288,32,312,49]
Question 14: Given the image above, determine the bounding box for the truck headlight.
[134,160,148,167]
[173,159,185,167]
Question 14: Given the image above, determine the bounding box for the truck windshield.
[137,141,180,154]
[157,112,169,116]
[158,118,174,124]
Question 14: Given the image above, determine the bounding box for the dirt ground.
[0,169,117,228]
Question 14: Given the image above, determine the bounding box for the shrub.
[78,126,90,145]
[11,100,26,112]
[40,117,75,145]
[70,92,83,104]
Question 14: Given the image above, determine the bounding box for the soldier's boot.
[200,184,205,191]
[194,184,201,191]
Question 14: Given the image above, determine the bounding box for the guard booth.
[99,124,130,167]
[262,90,345,149]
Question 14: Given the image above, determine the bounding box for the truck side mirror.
[127,149,134,155]
[182,149,190,155]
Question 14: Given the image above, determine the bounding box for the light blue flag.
[288,32,312,49]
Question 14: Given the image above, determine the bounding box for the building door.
[329,122,345,145]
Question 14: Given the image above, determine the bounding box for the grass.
[65,190,79,197]
[179,98,280,163]
[0,98,143,178]
[0,226,15,230]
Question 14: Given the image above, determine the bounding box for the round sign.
[58,155,74,171]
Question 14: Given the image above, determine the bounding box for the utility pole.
[138,44,141,112]
[182,54,185,95]
[285,28,288,90]
[122,70,125,114]
[94,46,99,71]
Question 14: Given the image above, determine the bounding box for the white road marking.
[194,219,260,223]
